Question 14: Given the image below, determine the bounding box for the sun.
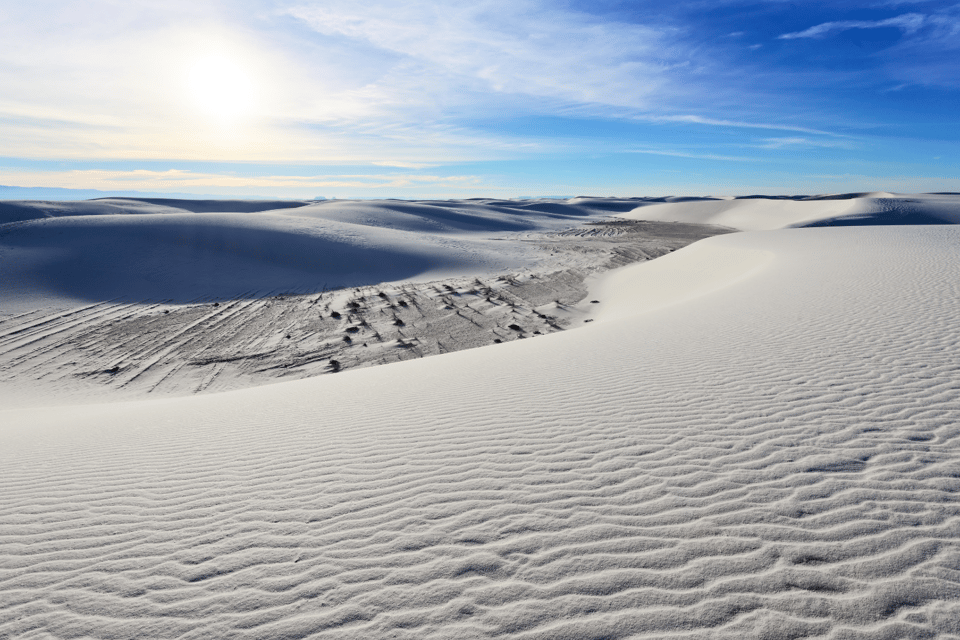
[187,54,256,125]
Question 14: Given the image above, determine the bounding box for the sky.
[1,0,959,199]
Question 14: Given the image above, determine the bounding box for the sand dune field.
[2,193,959,638]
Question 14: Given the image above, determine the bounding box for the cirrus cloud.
[281,0,690,111]
[779,13,926,39]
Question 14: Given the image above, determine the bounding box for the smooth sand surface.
[2,195,959,638]
[618,192,960,230]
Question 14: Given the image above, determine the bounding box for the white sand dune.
[619,192,960,230]
[0,197,646,313]
[1,210,499,310]
[2,196,960,638]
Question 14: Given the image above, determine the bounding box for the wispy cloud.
[779,13,926,39]
[0,0,718,163]
[372,161,438,169]
[627,148,758,162]
[642,114,845,137]
[756,137,855,149]
[282,0,689,111]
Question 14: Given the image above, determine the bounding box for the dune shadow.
[2,218,452,304]
[105,198,311,213]
[798,210,952,227]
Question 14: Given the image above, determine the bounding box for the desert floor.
[2,193,959,638]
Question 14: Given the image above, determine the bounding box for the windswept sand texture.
[2,194,960,638]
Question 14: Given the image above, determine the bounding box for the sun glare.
[188,55,256,125]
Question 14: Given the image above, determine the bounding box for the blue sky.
[1,0,958,198]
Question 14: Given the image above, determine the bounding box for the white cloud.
[627,148,757,162]
[757,137,854,149]
[0,1,306,158]
[5,0,931,173]
[0,0,710,163]
[282,0,687,110]
[642,114,844,137]
[372,161,438,169]
[779,13,926,39]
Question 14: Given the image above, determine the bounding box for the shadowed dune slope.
[0,198,312,224]
[275,198,649,233]
[0,213,469,305]
[2,226,959,638]
[797,195,960,227]
[0,197,661,310]
[0,208,553,310]
[0,197,641,228]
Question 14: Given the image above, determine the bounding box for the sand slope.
[2,221,959,638]
[0,197,655,313]
[619,192,960,230]
[0,217,729,404]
